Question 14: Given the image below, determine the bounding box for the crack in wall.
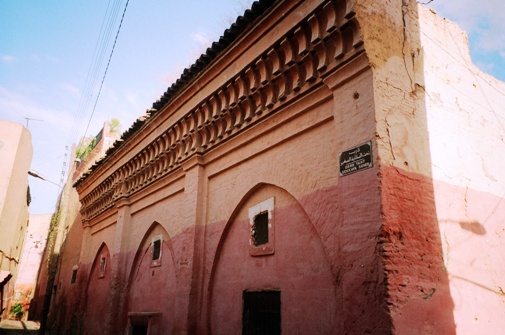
[385,124,396,162]
[0,249,19,264]
[463,178,470,217]
[401,0,414,91]
[443,229,450,271]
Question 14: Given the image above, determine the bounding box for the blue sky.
[427,0,505,80]
[0,0,504,214]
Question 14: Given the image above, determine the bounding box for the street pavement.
[0,320,39,334]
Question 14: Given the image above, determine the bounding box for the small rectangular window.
[253,212,269,246]
[248,197,275,256]
[71,269,77,284]
[243,291,281,335]
[151,235,163,267]
[99,256,106,278]
[152,239,161,261]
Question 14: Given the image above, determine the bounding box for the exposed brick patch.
[379,165,455,334]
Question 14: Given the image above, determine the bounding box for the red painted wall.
[126,224,177,333]
[380,166,455,334]
[49,216,85,334]
[84,244,112,334]
[208,184,337,334]
[37,0,485,334]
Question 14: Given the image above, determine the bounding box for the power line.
[65,0,126,148]
[70,0,120,141]
[58,0,130,188]
[83,0,131,138]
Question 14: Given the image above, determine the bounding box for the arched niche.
[208,183,338,334]
[126,221,176,334]
[84,242,112,335]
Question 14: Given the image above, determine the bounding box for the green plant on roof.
[110,117,122,134]
[75,137,97,162]
[10,302,23,320]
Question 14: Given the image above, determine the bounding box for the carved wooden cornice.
[79,0,363,222]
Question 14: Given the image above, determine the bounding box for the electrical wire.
[58,0,129,187]
[65,0,126,149]
[83,0,131,138]
[73,0,121,137]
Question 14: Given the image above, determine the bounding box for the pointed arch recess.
[207,183,338,334]
[83,242,112,335]
[85,242,111,291]
[127,221,176,287]
[209,183,334,283]
[126,221,177,334]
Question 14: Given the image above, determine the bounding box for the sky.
[0,0,504,214]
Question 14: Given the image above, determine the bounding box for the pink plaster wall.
[418,5,505,333]
[127,223,177,333]
[434,180,505,333]
[42,0,501,334]
[208,184,337,334]
[380,166,455,334]
[69,70,388,334]
[47,214,85,334]
[83,244,112,334]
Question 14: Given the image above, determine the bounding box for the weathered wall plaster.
[37,1,505,334]
[0,120,32,320]
[419,5,505,333]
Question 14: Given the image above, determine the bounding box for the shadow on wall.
[372,2,457,333]
[440,218,505,296]
[440,218,487,235]
[456,220,486,235]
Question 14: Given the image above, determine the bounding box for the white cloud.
[59,82,81,99]
[1,55,15,63]
[0,86,74,130]
[0,86,70,213]
[427,0,505,53]
[188,32,213,64]
[162,70,184,86]
[192,32,211,47]
[125,91,138,107]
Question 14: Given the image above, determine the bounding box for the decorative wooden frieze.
[80,0,363,222]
